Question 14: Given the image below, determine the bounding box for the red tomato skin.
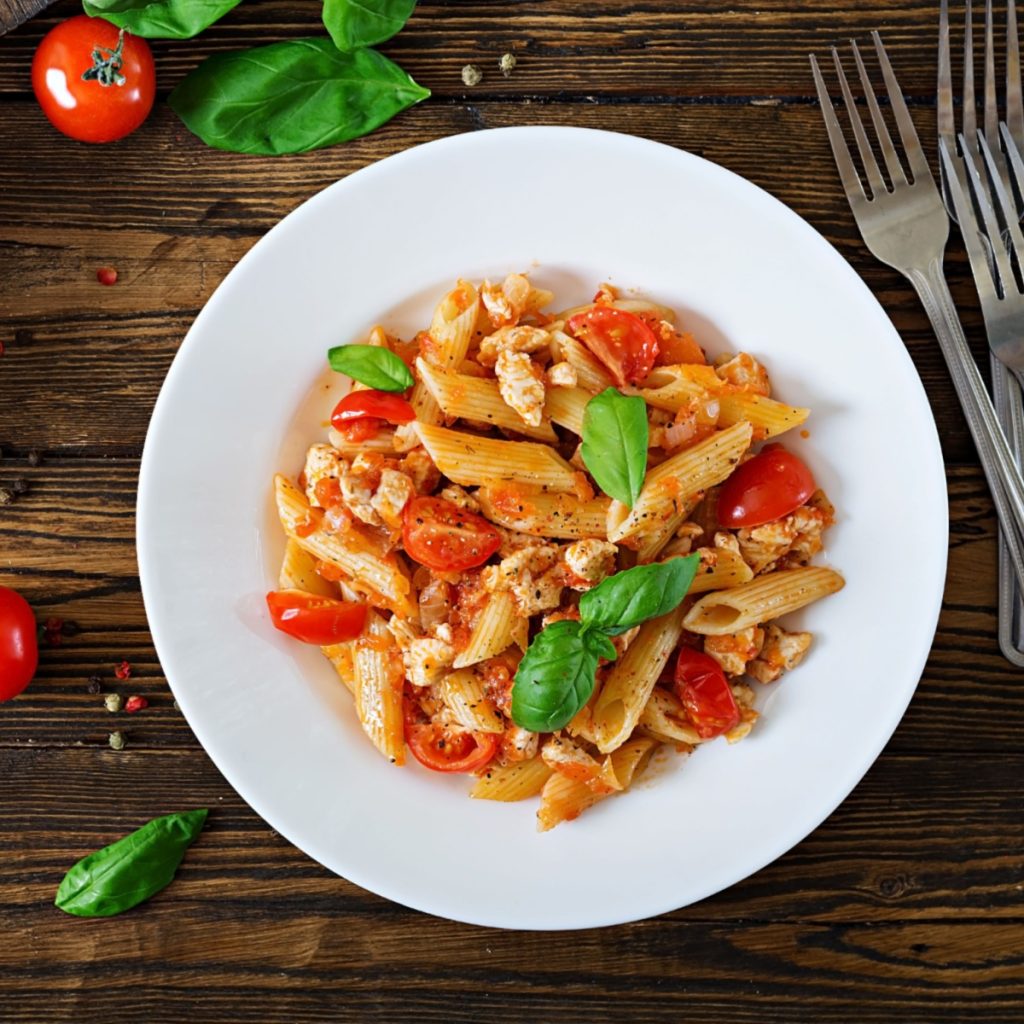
[403,699,499,772]
[331,390,415,428]
[0,587,38,701]
[32,16,155,143]
[566,307,660,386]
[717,447,816,529]
[673,647,740,740]
[266,590,366,645]
[402,497,501,572]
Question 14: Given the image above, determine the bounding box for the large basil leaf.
[82,0,242,39]
[328,343,414,391]
[579,556,700,637]
[582,388,648,508]
[511,621,605,733]
[168,40,430,156]
[55,809,208,917]
[323,0,418,51]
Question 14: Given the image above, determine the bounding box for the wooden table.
[2,2,1022,1020]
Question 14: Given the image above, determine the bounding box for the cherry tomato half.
[266,590,367,645]
[403,698,499,773]
[566,307,660,386]
[673,647,740,740]
[32,16,155,144]
[330,390,415,443]
[0,586,38,702]
[402,496,501,572]
[717,446,816,529]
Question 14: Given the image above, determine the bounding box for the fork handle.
[992,357,1024,665]
[908,258,1024,593]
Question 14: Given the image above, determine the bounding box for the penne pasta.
[717,392,809,439]
[471,756,553,801]
[453,590,521,668]
[416,357,558,441]
[414,423,579,492]
[322,640,358,696]
[608,422,753,545]
[684,566,845,635]
[440,669,505,733]
[423,279,479,369]
[274,475,414,617]
[553,331,616,393]
[353,611,405,764]
[543,385,591,436]
[592,608,686,753]
[278,538,337,597]
[639,687,702,745]
[476,487,611,539]
[686,546,756,594]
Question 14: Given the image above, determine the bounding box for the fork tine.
[965,0,979,147]
[939,0,956,147]
[1002,119,1024,189]
[941,137,999,293]
[980,129,1024,272]
[1008,0,1024,150]
[962,130,1018,292]
[851,39,907,186]
[872,31,933,181]
[830,46,888,197]
[810,54,867,204]
[985,0,999,142]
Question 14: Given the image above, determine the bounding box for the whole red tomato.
[32,16,155,143]
[0,586,38,701]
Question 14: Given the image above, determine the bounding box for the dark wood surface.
[1,2,1022,1022]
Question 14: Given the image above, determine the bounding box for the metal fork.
[939,0,1024,665]
[810,33,1024,602]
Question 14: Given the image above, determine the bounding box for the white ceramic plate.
[137,127,947,930]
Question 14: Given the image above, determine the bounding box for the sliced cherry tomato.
[638,314,707,365]
[402,496,501,572]
[566,306,660,386]
[331,390,415,427]
[0,586,38,701]
[314,477,343,508]
[32,16,155,144]
[717,446,816,528]
[266,589,366,645]
[673,647,740,740]
[403,698,499,773]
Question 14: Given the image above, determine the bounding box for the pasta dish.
[266,274,844,830]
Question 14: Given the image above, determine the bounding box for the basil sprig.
[83,0,242,39]
[511,555,700,733]
[328,343,415,392]
[168,40,430,156]
[323,0,418,51]
[582,388,649,508]
[55,809,208,918]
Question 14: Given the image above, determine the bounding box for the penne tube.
[440,668,505,733]
[553,331,615,393]
[274,474,414,616]
[592,608,686,754]
[686,546,755,594]
[353,611,405,764]
[471,756,552,801]
[608,422,753,545]
[639,687,702,745]
[393,377,442,452]
[543,385,591,436]
[414,423,578,492]
[278,538,337,597]
[322,640,358,696]
[717,392,809,439]
[453,590,521,668]
[476,486,611,539]
[683,566,845,635]
[416,357,557,441]
[423,280,479,369]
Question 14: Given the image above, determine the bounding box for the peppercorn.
[124,695,148,714]
[461,64,482,87]
[86,675,103,695]
[104,693,123,713]
[499,52,517,77]
[26,450,41,467]
[108,730,126,751]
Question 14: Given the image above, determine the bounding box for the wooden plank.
[0,100,993,463]
[0,460,1018,751]
[0,0,978,99]
[0,0,51,35]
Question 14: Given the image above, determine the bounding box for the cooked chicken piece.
[401,448,440,493]
[501,724,539,762]
[482,544,564,617]
[403,636,455,688]
[494,349,546,427]
[496,526,544,557]
[438,484,481,513]
[747,625,812,684]
[547,361,578,388]
[478,326,550,366]
[736,505,829,574]
[340,463,381,526]
[714,352,770,395]
[480,273,532,328]
[724,682,759,743]
[562,539,617,589]
[704,626,765,676]
[418,577,452,634]
[303,443,348,507]
[370,468,414,530]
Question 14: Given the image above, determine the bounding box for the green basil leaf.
[581,388,648,508]
[511,620,602,733]
[323,0,417,51]
[55,809,208,918]
[82,0,242,39]
[168,40,430,156]
[579,555,700,636]
[328,343,415,391]
[586,629,619,662]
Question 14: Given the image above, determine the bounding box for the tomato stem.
[82,29,127,88]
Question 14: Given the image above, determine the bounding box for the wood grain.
[0,0,51,35]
